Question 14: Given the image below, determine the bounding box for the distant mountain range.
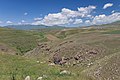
[4,24,66,30]
[3,20,120,30]
[86,20,120,28]
[110,20,120,25]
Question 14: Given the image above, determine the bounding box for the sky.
[0,0,120,26]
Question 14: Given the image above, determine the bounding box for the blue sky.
[0,0,120,26]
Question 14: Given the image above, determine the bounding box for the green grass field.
[0,28,48,55]
[0,53,93,80]
[103,30,120,34]
[0,26,120,80]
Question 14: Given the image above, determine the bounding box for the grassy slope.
[25,27,120,80]
[0,28,48,55]
[0,53,93,80]
[0,26,120,80]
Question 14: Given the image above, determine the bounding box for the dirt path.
[45,34,59,41]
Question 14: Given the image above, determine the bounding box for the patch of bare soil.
[45,34,59,41]
[0,43,16,55]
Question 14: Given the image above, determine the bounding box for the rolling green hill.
[0,22,120,80]
[4,25,66,30]
[0,28,49,55]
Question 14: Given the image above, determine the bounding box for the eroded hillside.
[0,26,120,80]
[25,27,120,80]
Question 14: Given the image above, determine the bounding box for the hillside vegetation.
[0,28,48,55]
[0,24,120,80]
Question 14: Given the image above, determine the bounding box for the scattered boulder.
[72,61,77,66]
[46,48,50,51]
[37,77,43,80]
[64,57,71,61]
[53,53,62,64]
[40,61,46,64]
[87,50,97,55]
[36,61,40,63]
[59,60,67,65]
[74,54,81,60]
[87,62,93,67]
[25,76,30,80]
[37,75,47,80]
[43,75,48,78]
[60,70,70,75]
[48,63,55,66]
[69,40,73,43]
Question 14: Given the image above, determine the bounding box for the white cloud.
[32,5,120,26]
[18,22,22,25]
[34,17,42,21]
[32,5,96,26]
[61,5,96,18]
[32,13,69,26]
[92,12,120,25]
[103,3,113,9]
[61,8,79,18]
[85,20,91,24]
[78,5,96,17]
[85,20,93,26]
[73,19,83,24]
[17,20,31,25]
[6,21,13,24]
[24,12,28,15]
[21,20,25,23]
[111,10,115,13]
[32,21,41,25]
[18,22,31,25]
[0,21,2,24]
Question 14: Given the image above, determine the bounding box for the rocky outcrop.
[53,53,62,64]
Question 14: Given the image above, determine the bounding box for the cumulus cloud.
[111,10,115,13]
[18,22,22,25]
[32,13,70,26]
[78,5,96,16]
[34,17,42,21]
[103,3,113,9]
[32,5,120,26]
[17,20,31,25]
[32,5,96,26]
[92,12,120,25]
[73,19,83,24]
[24,12,28,15]
[6,21,13,24]
[85,20,91,24]
[21,20,25,23]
